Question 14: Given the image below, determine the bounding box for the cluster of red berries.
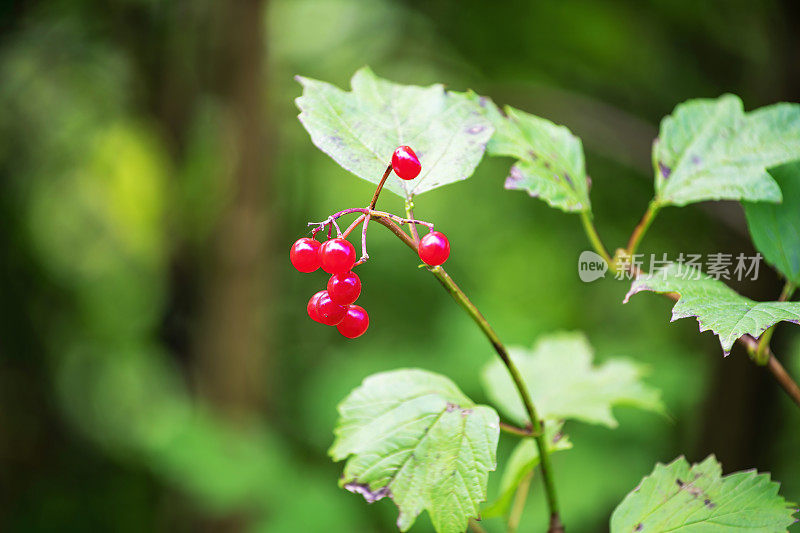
[290,237,369,338]
[289,145,451,339]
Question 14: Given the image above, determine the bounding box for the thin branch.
[755,281,796,364]
[500,421,537,437]
[370,215,564,532]
[740,334,800,407]
[626,201,661,256]
[368,164,393,211]
[580,211,612,264]
[620,266,800,409]
[342,214,365,239]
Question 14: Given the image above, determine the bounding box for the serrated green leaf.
[464,93,590,213]
[653,94,800,207]
[330,369,499,533]
[481,422,572,519]
[744,161,800,285]
[624,263,800,354]
[481,332,663,428]
[295,67,493,200]
[611,455,797,532]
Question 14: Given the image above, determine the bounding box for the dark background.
[1,0,798,531]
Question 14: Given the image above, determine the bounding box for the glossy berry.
[290,237,321,273]
[337,305,369,338]
[418,231,450,266]
[392,146,422,180]
[319,238,356,274]
[327,271,361,306]
[307,290,326,323]
[316,290,348,326]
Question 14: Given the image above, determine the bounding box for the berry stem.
[331,217,343,237]
[368,164,394,211]
[369,214,564,532]
[359,211,370,263]
[357,164,394,265]
[342,214,366,239]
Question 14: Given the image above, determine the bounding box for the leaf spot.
[344,482,391,503]
[659,161,672,180]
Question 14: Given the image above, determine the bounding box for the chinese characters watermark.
[578,251,762,282]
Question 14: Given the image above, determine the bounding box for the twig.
[370,215,564,532]
[342,214,365,239]
[616,213,800,409]
[626,201,660,256]
[740,334,800,407]
[580,211,612,264]
[755,281,796,364]
[500,421,537,437]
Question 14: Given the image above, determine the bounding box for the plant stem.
[767,354,800,407]
[740,334,800,407]
[580,211,612,264]
[754,282,795,365]
[370,214,564,532]
[626,201,661,256]
[500,421,536,437]
[342,214,366,239]
[508,470,534,533]
[369,164,393,211]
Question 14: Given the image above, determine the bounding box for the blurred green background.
[2,0,799,531]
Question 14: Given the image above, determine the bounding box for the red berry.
[316,290,348,326]
[290,237,321,273]
[392,146,422,180]
[319,238,356,274]
[307,290,326,323]
[337,305,369,338]
[418,231,450,266]
[327,271,361,305]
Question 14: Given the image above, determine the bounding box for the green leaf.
[744,161,800,285]
[653,94,800,207]
[330,369,500,533]
[481,332,663,428]
[465,93,591,213]
[610,455,798,532]
[481,422,572,519]
[624,263,800,354]
[295,67,493,200]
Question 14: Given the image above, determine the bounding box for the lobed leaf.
[330,369,499,533]
[653,94,800,207]
[624,263,800,354]
[464,93,591,213]
[295,67,493,200]
[610,455,798,532]
[481,332,663,428]
[744,161,800,285]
